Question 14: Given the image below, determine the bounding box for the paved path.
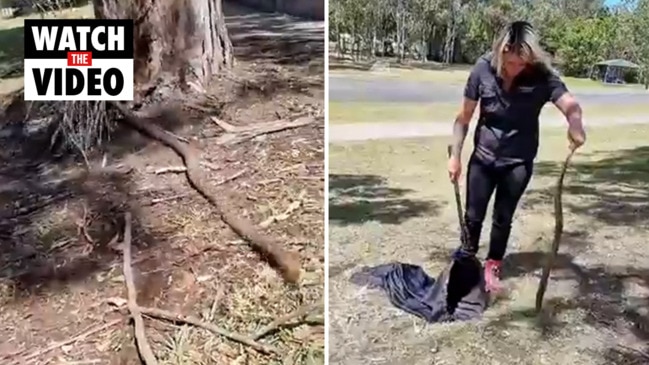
[329,116,649,142]
[329,72,649,142]
[329,76,649,104]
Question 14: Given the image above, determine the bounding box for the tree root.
[109,102,301,284]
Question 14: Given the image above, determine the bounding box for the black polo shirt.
[464,52,569,166]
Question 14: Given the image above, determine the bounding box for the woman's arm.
[547,71,586,149]
[554,93,583,129]
[450,62,482,159]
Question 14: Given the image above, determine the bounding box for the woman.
[447,21,586,293]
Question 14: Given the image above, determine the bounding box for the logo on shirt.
[518,86,536,93]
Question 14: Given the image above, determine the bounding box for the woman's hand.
[448,156,462,182]
[568,125,586,151]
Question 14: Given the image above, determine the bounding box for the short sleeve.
[546,69,569,103]
[463,61,482,101]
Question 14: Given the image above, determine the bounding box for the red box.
[67,51,92,66]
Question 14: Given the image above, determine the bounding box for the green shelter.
[590,59,640,84]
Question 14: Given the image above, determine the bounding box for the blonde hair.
[490,21,553,77]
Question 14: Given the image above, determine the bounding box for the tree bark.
[92,0,234,98]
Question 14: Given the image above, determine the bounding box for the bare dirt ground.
[328,125,649,365]
[0,2,324,364]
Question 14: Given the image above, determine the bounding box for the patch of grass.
[328,124,649,365]
[329,59,645,91]
[329,100,649,124]
[0,3,94,96]
[329,101,458,124]
[0,26,23,78]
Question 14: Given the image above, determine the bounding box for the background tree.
[330,0,649,85]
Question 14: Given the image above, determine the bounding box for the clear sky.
[604,0,622,5]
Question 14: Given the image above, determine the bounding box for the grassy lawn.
[329,59,646,91]
[0,3,94,97]
[328,124,649,364]
[329,100,649,124]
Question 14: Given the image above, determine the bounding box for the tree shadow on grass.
[329,174,443,226]
[485,147,649,362]
[486,250,649,363]
[0,156,164,303]
[523,146,649,227]
[0,108,195,304]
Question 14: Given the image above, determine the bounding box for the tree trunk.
[335,22,341,57]
[92,0,233,98]
[396,0,403,61]
[371,30,377,58]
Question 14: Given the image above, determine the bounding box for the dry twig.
[215,168,247,185]
[153,161,221,174]
[615,344,649,361]
[106,299,279,354]
[211,117,243,133]
[154,166,187,174]
[212,116,315,145]
[4,319,122,364]
[252,299,324,340]
[151,193,190,204]
[163,129,190,143]
[259,189,306,228]
[111,102,301,283]
[121,212,158,365]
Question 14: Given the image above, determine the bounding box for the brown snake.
[535,148,576,313]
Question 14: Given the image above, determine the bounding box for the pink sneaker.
[484,259,503,293]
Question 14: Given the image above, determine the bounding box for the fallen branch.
[154,166,187,174]
[121,212,158,365]
[212,116,315,145]
[110,102,301,283]
[106,299,278,354]
[5,319,122,364]
[252,299,324,340]
[615,344,649,361]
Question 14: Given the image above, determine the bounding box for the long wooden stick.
[122,212,158,365]
[446,145,472,252]
[535,149,575,313]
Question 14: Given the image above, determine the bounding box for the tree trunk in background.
[92,0,233,98]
